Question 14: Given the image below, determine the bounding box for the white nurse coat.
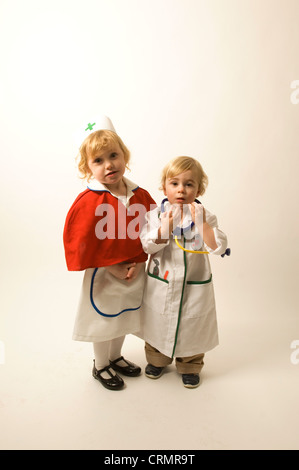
[72,178,147,343]
[138,200,228,358]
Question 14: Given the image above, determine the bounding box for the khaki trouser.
[145,342,205,374]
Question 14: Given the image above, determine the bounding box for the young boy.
[139,156,228,388]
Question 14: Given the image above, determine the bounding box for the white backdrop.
[0,0,299,450]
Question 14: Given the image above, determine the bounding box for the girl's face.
[87,142,126,190]
[163,170,200,206]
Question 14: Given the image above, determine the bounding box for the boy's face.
[163,170,200,206]
[87,142,126,189]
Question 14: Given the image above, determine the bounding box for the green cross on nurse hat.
[75,115,116,148]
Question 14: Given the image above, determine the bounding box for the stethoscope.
[160,198,231,257]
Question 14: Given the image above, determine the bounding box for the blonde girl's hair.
[77,130,130,181]
[160,156,208,196]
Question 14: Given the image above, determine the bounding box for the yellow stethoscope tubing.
[174,235,209,254]
[160,197,209,255]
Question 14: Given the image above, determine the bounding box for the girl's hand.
[126,262,144,283]
[105,262,137,280]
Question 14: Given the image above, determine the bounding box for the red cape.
[63,187,156,271]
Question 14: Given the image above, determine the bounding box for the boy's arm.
[191,203,228,255]
[140,208,169,254]
[202,221,218,251]
[155,227,169,244]
[204,209,228,255]
[154,207,178,244]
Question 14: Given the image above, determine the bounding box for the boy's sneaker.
[145,363,164,379]
[182,373,200,388]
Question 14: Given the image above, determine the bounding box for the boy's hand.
[160,205,181,239]
[190,202,206,228]
[191,203,218,250]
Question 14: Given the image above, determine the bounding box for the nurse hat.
[75,115,116,148]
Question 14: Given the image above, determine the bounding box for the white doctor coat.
[138,201,228,358]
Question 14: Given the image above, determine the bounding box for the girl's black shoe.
[109,356,141,377]
[92,361,125,390]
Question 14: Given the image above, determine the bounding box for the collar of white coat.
[87,176,139,201]
[160,198,194,233]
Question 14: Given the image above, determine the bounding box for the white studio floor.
[0,294,298,451]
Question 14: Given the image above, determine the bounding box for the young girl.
[63,116,156,391]
[139,156,228,388]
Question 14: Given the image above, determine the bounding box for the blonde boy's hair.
[160,156,208,196]
[77,130,130,181]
